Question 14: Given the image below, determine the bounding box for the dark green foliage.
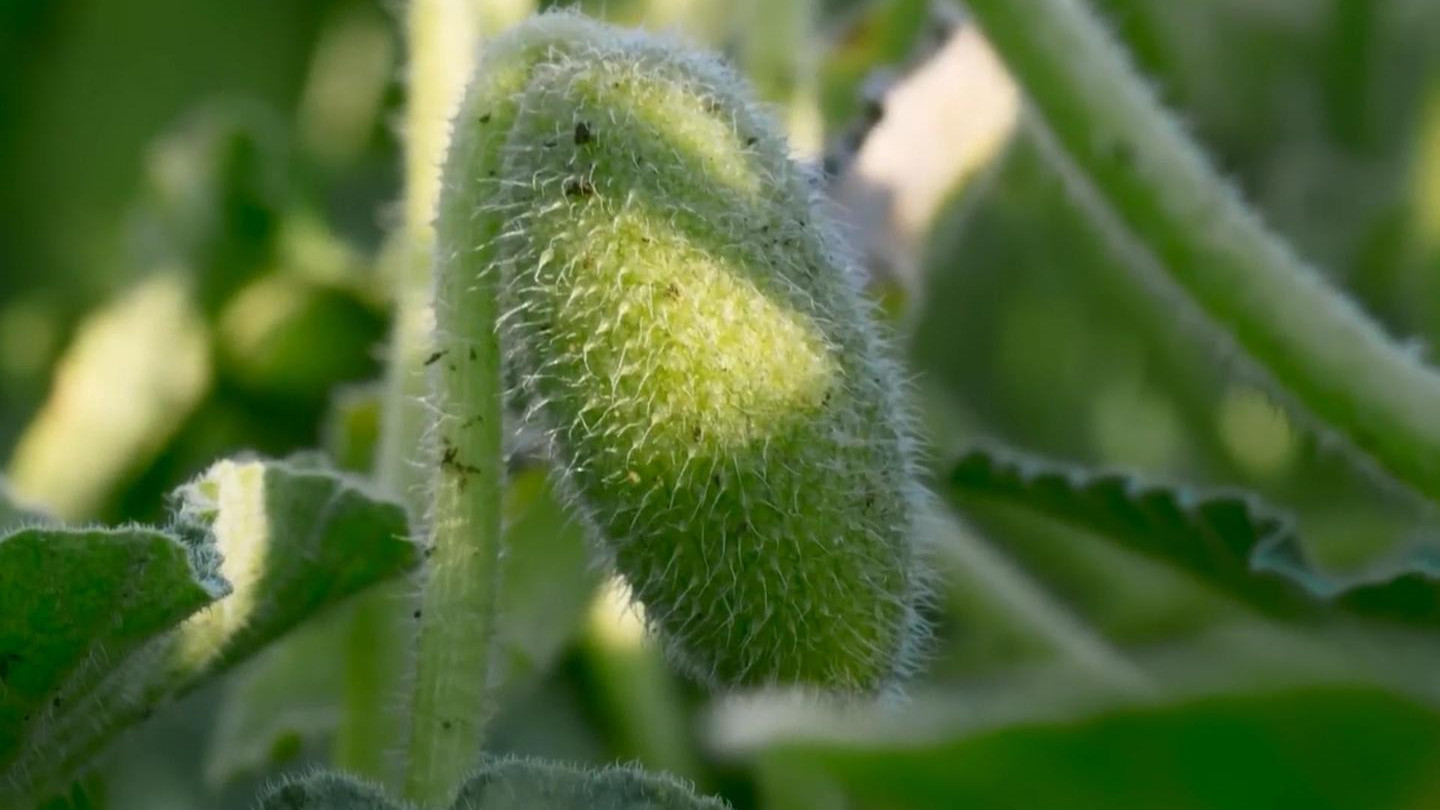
[204,467,592,787]
[725,685,1440,810]
[948,445,1312,614]
[0,459,415,803]
[0,525,227,772]
[949,446,1440,631]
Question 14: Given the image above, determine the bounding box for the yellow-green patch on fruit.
[437,12,929,692]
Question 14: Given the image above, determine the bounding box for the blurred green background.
[4,0,1440,808]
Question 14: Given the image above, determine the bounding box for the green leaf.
[259,772,406,810]
[718,684,1440,810]
[0,524,227,775]
[947,446,1440,630]
[453,758,730,810]
[202,465,586,789]
[493,469,599,693]
[1299,547,1440,630]
[5,457,417,801]
[205,610,348,786]
[946,446,1316,614]
[167,457,416,671]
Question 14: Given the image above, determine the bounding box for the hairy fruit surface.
[437,13,928,691]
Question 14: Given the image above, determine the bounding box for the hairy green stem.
[962,0,1440,504]
[400,40,507,807]
[375,0,537,503]
[376,0,480,505]
[349,0,485,782]
[386,2,531,800]
[402,193,505,809]
[394,3,534,802]
[364,0,532,785]
[379,0,534,511]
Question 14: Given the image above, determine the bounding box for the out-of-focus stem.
[964,0,1440,505]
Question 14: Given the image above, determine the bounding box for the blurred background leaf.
[715,684,1440,810]
[0,478,44,529]
[206,610,351,788]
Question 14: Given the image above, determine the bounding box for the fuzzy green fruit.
[437,13,928,691]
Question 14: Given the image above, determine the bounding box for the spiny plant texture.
[435,13,929,691]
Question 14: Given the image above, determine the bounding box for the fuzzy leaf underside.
[948,446,1308,613]
[2,457,416,800]
[0,524,226,776]
[170,456,416,672]
[259,758,730,810]
[947,446,1440,626]
[261,772,403,810]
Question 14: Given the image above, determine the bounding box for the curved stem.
[365,0,535,788]
[377,0,485,512]
[400,30,508,802]
[384,3,535,803]
[347,0,486,784]
[961,0,1440,504]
